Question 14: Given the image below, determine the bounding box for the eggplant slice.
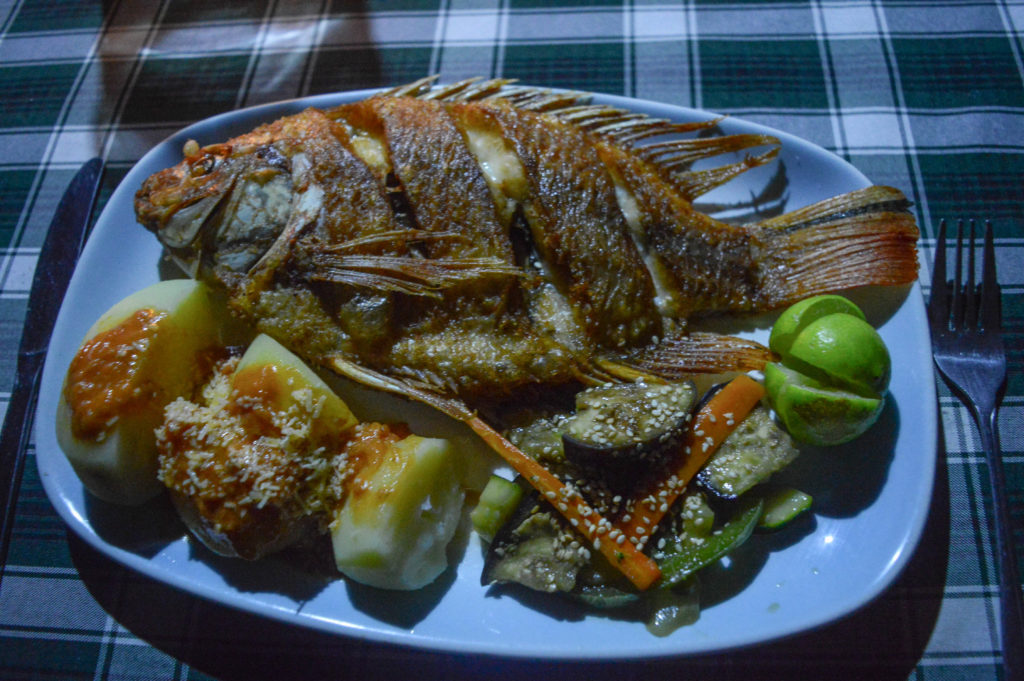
[561,380,696,475]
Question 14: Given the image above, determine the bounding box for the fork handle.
[976,405,1024,681]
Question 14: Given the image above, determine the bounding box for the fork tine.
[964,219,979,329]
[929,219,949,329]
[980,219,1001,332]
[952,219,966,329]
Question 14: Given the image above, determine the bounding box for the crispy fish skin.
[475,100,663,351]
[366,97,514,262]
[135,80,919,402]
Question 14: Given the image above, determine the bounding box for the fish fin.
[494,87,591,112]
[379,75,440,98]
[548,104,779,199]
[758,184,912,229]
[670,146,780,201]
[571,109,778,200]
[635,133,776,171]
[565,111,724,145]
[415,77,521,102]
[306,252,523,297]
[400,78,777,200]
[693,160,790,221]
[325,229,471,254]
[430,77,520,102]
[589,359,665,384]
[326,355,475,420]
[752,185,920,306]
[624,332,775,378]
[390,76,524,103]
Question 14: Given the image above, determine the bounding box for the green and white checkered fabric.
[1,1,1022,679]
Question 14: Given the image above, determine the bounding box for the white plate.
[35,88,935,659]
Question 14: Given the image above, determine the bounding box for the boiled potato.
[230,333,358,436]
[56,279,236,504]
[331,434,464,590]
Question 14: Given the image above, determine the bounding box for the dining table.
[2,1,1023,679]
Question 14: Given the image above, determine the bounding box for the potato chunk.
[331,434,464,590]
[56,280,231,504]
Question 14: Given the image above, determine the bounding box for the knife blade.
[0,158,103,587]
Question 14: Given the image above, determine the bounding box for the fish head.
[135,138,294,283]
[135,141,238,247]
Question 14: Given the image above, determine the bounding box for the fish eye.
[190,154,219,178]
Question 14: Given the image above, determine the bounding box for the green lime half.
[769,295,865,356]
[763,361,826,399]
[786,313,891,397]
[771,378,884,446]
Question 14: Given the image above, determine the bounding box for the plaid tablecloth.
[2,1,1023,679]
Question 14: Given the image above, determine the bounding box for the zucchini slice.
[696,406,798,500]
[471,475,525,542]
[758,487,813,529]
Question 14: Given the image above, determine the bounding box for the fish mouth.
[157,188,232,249]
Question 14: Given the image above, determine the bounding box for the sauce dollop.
[64,308,166,441]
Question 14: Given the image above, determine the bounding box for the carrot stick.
[614,374,766,549]
[467,415,662,591]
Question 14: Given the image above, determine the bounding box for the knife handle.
[0,358,44,587]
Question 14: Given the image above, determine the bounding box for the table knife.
[0,158,104,587]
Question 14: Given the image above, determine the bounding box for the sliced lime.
[769,294,865,356]
[785,313,891,397]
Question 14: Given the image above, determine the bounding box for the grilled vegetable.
[481,491,588,593]
[696,405,799,499]
[506,414,570,464]
[657,494,764,588]
[471,475,525,542]
[561,381,696,475]
[758,487,813,529]
[614,374,766,544]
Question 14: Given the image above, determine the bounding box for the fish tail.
[753,185,920,307]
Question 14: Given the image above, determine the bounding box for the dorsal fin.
[388,76,780,202]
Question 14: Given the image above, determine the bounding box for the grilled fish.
[135,77,918,409]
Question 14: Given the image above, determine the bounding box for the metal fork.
[929,219,1024,679]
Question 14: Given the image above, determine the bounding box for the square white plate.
[35,87,935,659]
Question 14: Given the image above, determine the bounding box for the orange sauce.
[342,422,410,503]
[64,308,166,441]
[228,364,286,438]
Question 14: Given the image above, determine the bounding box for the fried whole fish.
[136,77,918,405]
[135,78,919,587]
